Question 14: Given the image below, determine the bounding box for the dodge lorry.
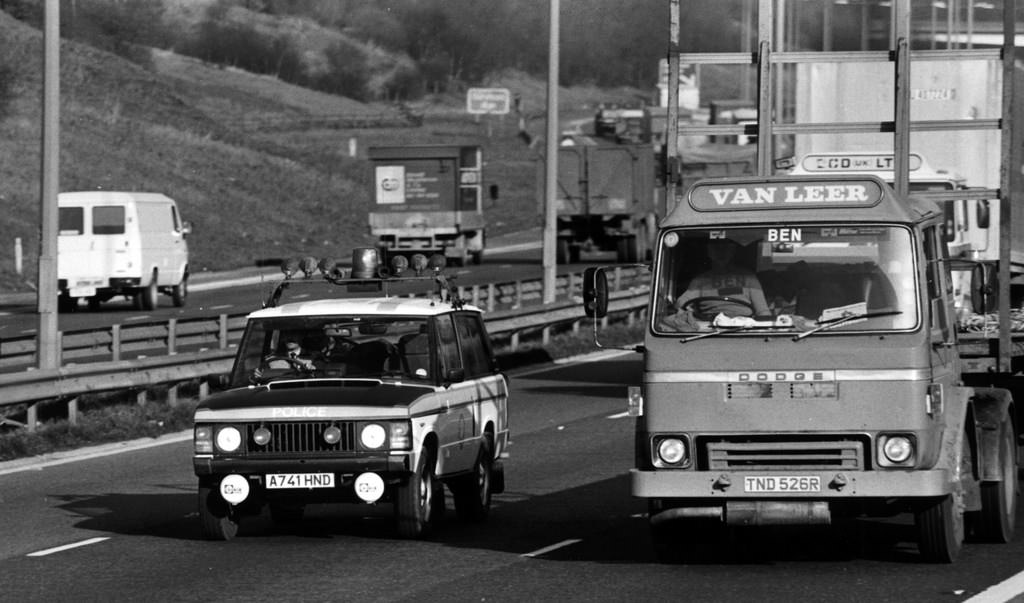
[584,0,1021,563]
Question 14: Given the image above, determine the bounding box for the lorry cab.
[586,174,1017,563]
[57,191,191,311]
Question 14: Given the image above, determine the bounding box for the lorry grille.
[701,436,867,470]
[243,421,356,455]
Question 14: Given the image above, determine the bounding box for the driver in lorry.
[666,237,770,327]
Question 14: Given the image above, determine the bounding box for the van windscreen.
[58,207,84,235]
[92,206,126,235]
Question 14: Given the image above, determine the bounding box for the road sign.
[467,88,511,115]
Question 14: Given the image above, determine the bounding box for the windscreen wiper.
[679,323,792,344]
[791,310,903,342]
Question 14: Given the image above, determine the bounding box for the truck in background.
[541,143,659,264]
[584,0,1022,563]
[57,191,191,312]
[368,145,493,266]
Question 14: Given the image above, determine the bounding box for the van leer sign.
[689,179,883,211]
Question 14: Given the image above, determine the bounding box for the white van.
[57,191,191,311]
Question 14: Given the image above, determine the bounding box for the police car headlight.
[655,436,689,467]
[360,423,387,449]
[215,426,242,453]
[879,434,915,466]
[194,425,213,454]
[253,426,272,446]
[323,425,343,445]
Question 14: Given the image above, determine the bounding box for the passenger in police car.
[663,238,770,328]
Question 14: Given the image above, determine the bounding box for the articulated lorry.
[542,143,660,264]
[368,145,492,266]
[585,0,1022,563]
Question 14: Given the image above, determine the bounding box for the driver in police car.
[667,237,770,327]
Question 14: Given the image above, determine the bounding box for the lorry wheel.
[616,236,638,263]
[140,272,159,310]
[172,276,188,307]
[975,416,1018,543]
[58,294,77,313]
[198,482,240,541]
[452,437,493,522]
[916,431,969,562]
[87,296,101,311]
[395,446,438,539]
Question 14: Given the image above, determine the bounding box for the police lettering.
[272,407,328,418]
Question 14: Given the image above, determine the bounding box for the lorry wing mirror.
[489,184,499,201]
[970,262,998,314]
[976,200,990,229]
[583,267,609,318]
[181,221,193,236]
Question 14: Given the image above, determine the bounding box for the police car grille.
[701,436,866,470]
[244,422,356,454]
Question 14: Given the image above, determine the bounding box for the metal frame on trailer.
[665,0,1017,373]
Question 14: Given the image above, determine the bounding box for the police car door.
[435,314,476,473]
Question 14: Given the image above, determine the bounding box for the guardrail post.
[27,403,37,432]
[68,396,78,426]
[219,314,228,349]
[542,325,551,345]
[111,324,121,361]
[510,331,519,352]
[613,267,622,292]
[515,281,523,308]
[199,380,209,400]
[137,390,147,406]
[487,284,495,312]
[471,285,480,307]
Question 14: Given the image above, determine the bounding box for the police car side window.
[435,315,462,375]
[454,314,491,378]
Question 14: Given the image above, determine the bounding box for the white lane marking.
[209,304,233,310]
[965,571,1024,603]
[521,539,582,558]
[0,432,192,477]
[513,349,636,378]
[125,315,150,322]
[606,411,631,419]
[27,537,110,557]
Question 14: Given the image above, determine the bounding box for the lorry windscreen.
[653,225,918,335]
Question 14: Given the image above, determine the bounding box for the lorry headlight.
[878,434,915,466]
[360,423,387,449]
[655,436,689,467]
[215,426,242,453]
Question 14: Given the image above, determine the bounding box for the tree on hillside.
[314,38,370,101]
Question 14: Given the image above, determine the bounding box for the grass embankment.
[0,321,644,463]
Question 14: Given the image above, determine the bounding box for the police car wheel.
[198,482,240,541]
[453,437,493,522]
[395,447,437,539]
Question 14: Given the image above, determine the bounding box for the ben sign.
[467,88,511,115]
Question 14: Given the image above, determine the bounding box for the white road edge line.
[606,411,631,419]
[521,539,582,558]
[27,537,110,557]
[964,570,1024,603]
[0,431,192,477]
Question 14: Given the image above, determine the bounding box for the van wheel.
[140,272,158,310]
[172,276,188,307]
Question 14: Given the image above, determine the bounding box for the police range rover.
[193,250,510,540]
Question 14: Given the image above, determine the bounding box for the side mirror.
[970,262,998,314]
[489,184,499,201]
[976,200,990,229]
[444,367,465,385]
[583,267,608,318]
[181,221,193,236]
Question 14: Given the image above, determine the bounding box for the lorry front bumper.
[632,467,953,498]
